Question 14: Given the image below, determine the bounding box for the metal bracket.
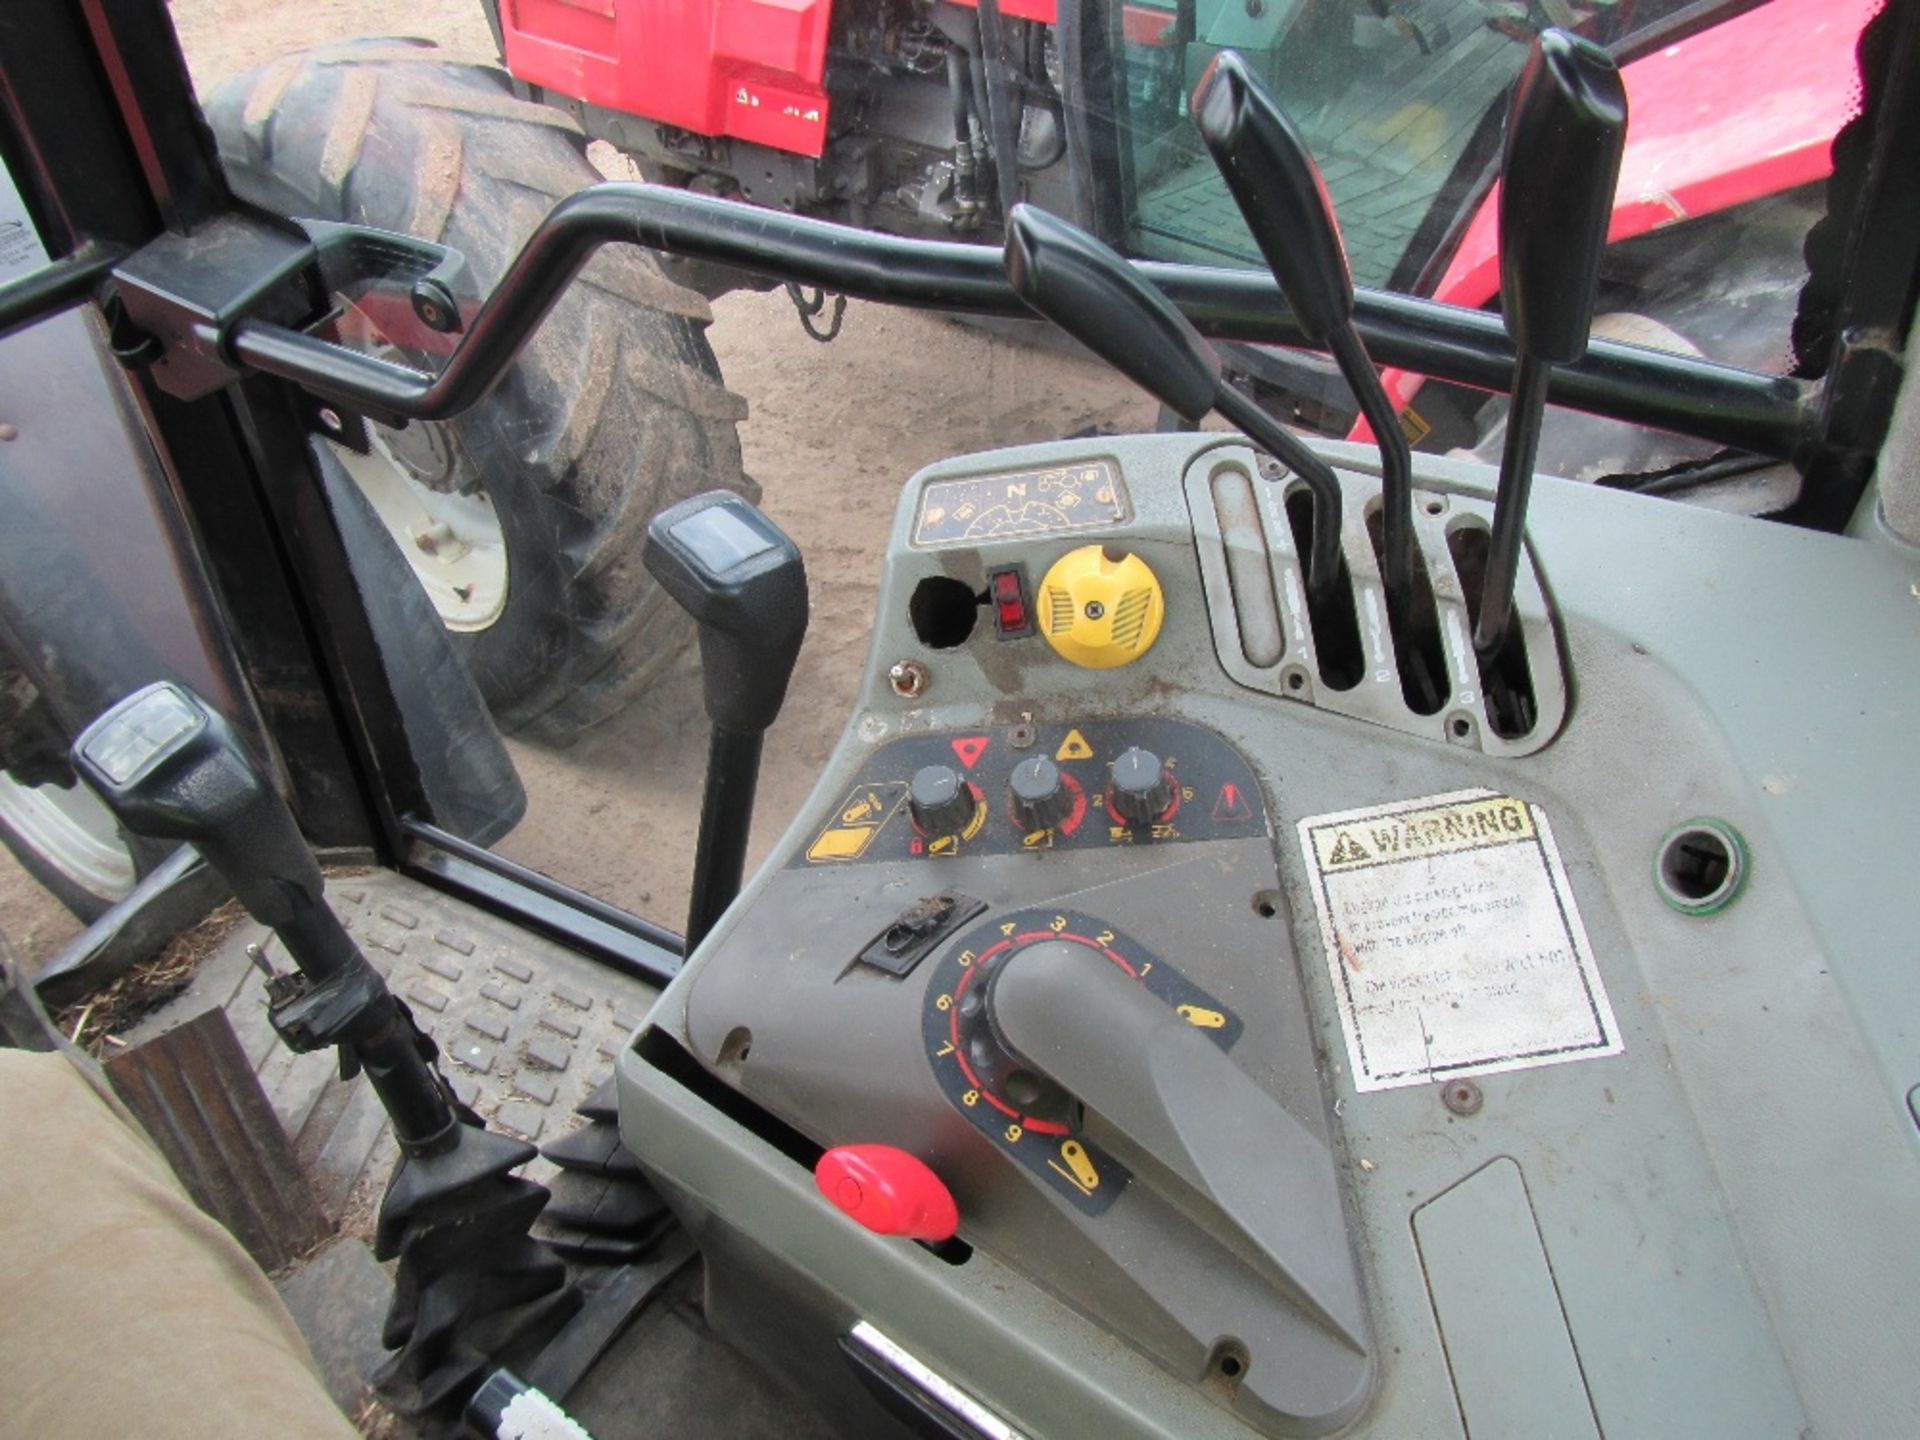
[110,212,320,401]
[852,894,989,978]
[265,959,388,1054]
[108,212,470,409]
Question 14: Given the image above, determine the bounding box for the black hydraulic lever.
[70,682,456,1147]
[1003,203,1346,601]
[71,681,577,1411]
[1191,50,1415,621]
[1476,29,1627,655]
[644,492,808,950]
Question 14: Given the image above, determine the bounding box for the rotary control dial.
[1007,755,1074,834]
[908,764,983,843]
[1108,746,1178,825]
[922,907,1241,1213]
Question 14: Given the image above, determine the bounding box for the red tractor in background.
[479,0,1871,486]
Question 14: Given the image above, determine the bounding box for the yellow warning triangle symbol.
[1326,832,1371,866]
[1055,728,1094,761]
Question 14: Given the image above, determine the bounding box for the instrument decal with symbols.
[910,459,1131,547]
[792,717,1267,867]
[921,907,1243,1214]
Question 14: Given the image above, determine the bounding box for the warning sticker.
[1,159,51,283]
[1054,728,1094,761]
[1298,789,1620,1093]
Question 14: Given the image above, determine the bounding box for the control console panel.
[619,432,1920,1440]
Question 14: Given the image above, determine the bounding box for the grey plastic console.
[620,432,1920,1439]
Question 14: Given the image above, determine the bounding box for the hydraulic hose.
[973,0,1023,219]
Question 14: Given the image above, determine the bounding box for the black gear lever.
[72,681,578,1410]
[1003,204,1347,602]
[73,682,363,978]
[1190,51,1415,623]
[1476,29,1627,656]
[71,682,448,1143]
[1192,50,1448,710]
[644,491,808,948]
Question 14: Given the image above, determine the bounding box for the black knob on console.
[909,764,977,840]
[1009,756,1071,833]
[1109,747,1175,825]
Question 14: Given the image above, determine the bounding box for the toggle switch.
[815,1144,959,1242]
[988,563,1034,639]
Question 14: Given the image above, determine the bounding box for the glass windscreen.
[1119,0,1700,287]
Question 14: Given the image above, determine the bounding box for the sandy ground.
[0,0,1153,961]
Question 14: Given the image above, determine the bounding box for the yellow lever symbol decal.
[841,793,883,824]
[1047,1140,1102,1196]
[1177,1004,1227,1029]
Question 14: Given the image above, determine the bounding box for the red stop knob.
[814,1144,959,1242]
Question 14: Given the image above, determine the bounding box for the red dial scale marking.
[945,927,1139,1135]
[1004,771,1089,838]
[1102,774,1183,827]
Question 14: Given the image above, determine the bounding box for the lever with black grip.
[1192,50,1415,622]
[644,491,808,948]
[1004,203,1347,602]
[1476,30,1628,655]
[72,681,579,1411]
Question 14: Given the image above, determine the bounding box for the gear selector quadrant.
[921,907,1244,1214]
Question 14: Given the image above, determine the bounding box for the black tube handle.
[216,184,1806,463]
[1498,30,1628,365]
[1191,50,1353,344]
[1004,203,1222,421]
[1005,203,1347,600]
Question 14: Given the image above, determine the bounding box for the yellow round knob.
[1037,545,1164,668]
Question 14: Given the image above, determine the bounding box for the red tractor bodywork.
[499,0,1055,159]
[500,0,839,157]
[1377,0,1878,422]
[496,0,1874,430]
[497,0,1160,159]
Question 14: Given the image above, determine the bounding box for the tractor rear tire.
[204,41,755,744]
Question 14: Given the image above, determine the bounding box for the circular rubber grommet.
[1653,818,1749,916]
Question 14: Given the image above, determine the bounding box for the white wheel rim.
[330,427,510,632]
[0,769,137,900]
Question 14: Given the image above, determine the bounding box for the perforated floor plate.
[129,868,660,1223]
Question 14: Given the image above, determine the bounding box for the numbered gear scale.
[920,907,1242,1214]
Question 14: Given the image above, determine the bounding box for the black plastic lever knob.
[1004,204,1223,423]
[909,765,977,841]
[1192,51,1353,344]
[70,681,356,978]
[643,491,808,736]
[1498,30,1629,365]
[1009,756,1072,833]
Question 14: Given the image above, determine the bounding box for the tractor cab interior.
[1,1,1918,1438]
